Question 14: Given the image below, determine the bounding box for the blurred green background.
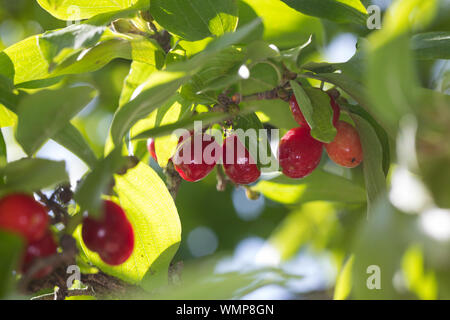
[1,0,449,300]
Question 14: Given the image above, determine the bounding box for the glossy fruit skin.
[173,133,220,182]
[0,194,49,243]
[222,135,261,185]
[82,200,134,266]
[325,120,363,168]
[289,94,341,127]
[147,138,157,161]
[278,127,323,179]
[22,231,57,278]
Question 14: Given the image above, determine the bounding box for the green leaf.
[242,99,298,132]
[0,129,7,167]
[74,148,127,218]
[0,158,68,194]
[132,112,230,141]
[344,103,390,176]
[36,0,146,20]
[239,0,323,48]
[110,19,263,148]
[0,75,18,112]
[52,123,98,168]
[0,105,17,128]
[0,231,24,298]
[233,111,275,170]
[154,96,192,167]
[15,86,96,156]
[1,33,163,85]
[279,35,313,72]
[299,73,372,115]
[150,0,238,41]
[350,114,386,218]
[39,24,106,66]
[119,61,156,108]
[75,162,181,288]
[281,0,367,25]
[290,81,336,143]
[240,62,281,95]
[252,170,366,204]
[411,32,450,60]
[366,35,420,135]
[334,255,354,300]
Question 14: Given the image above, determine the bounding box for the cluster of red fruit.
[0,193,135,277]
[0,194,57,278]
[148,132,261,185]
[280,93,363,178]
[148,91,363,184]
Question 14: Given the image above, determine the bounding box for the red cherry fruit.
[82,200,134,266]
[325,120,363,168]
[222,135,261,185]
[0,193,49,243]
[172,133,220,182]
[147,138,157,161]
[278,127,323,179]
[22,231,57,278]
[289,93,340,127]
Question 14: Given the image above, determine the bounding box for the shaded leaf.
[15,86,96,156]
[0,158,68,194]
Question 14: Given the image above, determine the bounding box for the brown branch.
[164,160,182,200]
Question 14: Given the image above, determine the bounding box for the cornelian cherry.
[82,200,134,266]
[0,193,49,243]
[172,133,220,182]
[222,135,261,185]
[278,127,323,179]
[325,120,363,168]
[22,231,57,278]
[289,94,340,127]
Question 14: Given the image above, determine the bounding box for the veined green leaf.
[15,86,96,156]
[151,0,238,41]
[36,0,147,20]
[109,19,263,149]
[1,34,163,85]
[290,81,336,143]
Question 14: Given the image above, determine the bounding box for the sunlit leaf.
[75,162,181,289]
[151,0,238,41]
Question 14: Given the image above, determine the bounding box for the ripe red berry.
[289,93,340,127]
[147,138,157,161]
[82,200,134,266]
[0,193,49,243]
[325,120,363,168]
[222,135,261,185]
[22,231,57,278]
[278,127,323,179]
[173,133,220,182]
